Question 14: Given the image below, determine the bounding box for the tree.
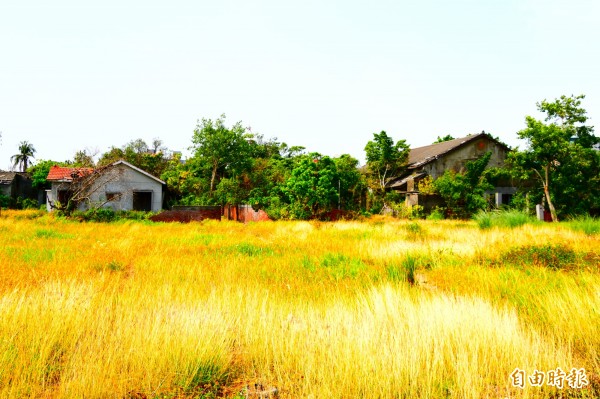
[364,131,410,209]
[334,154,366,211]
[98,138,170,178]
[508,95,599,221]
[284,153,339,219]
[433,134,455,144]
[191,115,252,194]
[73,150,95,168]
[434,152,493,218]
[27,160,68,189]
[11,141,36,172]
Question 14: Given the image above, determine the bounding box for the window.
[57,189,73,204]
[501,193,513,206]
[106,192,121,202]
[132,191,152,211]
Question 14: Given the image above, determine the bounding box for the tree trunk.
[210,161,218,193]
[543,164,559,222]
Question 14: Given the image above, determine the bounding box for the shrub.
[474,210,536,229]
[474,211,492,229]
[0,194,10,208]
[320,253,365,280]
[567,216,600,236]
[502,244,577,270]
[16,197,39,210]
[426,207,445,221]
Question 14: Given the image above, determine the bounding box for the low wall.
[223,204,270,223]
[150,206,221,223]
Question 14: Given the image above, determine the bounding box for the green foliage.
[502,244,577,270]
[508,94,600,220]
[34,229,73,239]
[71,208,154,223]
[364,131,410,206]
[233,243,274,257]
[567,216,600,236]
[72,150,95,167]
[474,210,536,229]
[283,153,339,219]
[386,255,419,284]
[426,207,445,220]
[319,253,366,280]
[433,134,455,143]
[27,160,68,189]
[181,360,228,397]
[333,154,366,211]
[98,139,170,178]
[434,152,493,218]
[16,197,39,210]
[11,141,36,172]
[0,194,9,208]
[191,115,252,194]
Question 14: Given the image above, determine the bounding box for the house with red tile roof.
[46,160,164,212]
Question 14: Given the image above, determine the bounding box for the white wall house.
[46,160,164,212]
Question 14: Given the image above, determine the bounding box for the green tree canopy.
[191,115,252,194]
[364,131,410,210]
[508,94,599,221]
[433,134,455,144]
[11,141,36,172]
[434,151,493,218]
[284,153,340,219]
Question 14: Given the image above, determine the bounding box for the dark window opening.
[106,192,121,202]
[133,191,152,211]
[57,190,73,204]
[502,193,513,205]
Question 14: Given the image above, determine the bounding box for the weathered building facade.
[387,132,516,208]
[46,160,164,212]
[0,171,40,204]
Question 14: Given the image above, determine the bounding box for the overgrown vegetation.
[1,211,598,398]
[566,216,600,235]
[9,94,600,220]
[474,210,537,229]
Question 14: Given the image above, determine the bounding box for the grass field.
[0,210,598,398]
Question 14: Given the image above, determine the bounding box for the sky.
[1,0,599,170]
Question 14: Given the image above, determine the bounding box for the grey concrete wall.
[47,164,163,212]
[421,137,508,179]
[94,164,162,212]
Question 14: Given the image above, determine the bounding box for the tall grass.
[567,216,600,235]
[474,210,537,229]
[0,211,598,398]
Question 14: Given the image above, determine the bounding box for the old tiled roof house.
[387,132,516,208]
[46,160,164,212]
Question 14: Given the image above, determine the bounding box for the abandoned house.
[46,160,164,212]
[0,171,40,204]
[386,132,516,208]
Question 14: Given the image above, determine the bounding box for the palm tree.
[11,141,36,172]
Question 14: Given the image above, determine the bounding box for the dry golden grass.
[0,210,598,398]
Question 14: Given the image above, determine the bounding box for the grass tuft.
[474,210,536,229]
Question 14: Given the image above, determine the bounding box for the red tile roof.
[46,166,93,181]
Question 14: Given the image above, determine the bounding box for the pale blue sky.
[1,0,598,169]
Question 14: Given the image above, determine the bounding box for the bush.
[71,208,155,223]
[0,194,9,208]
[502,244,577,270]
[474,210,536,229]
[16,197,39,210]
[426,207,445,221]
[567,216,600,235]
